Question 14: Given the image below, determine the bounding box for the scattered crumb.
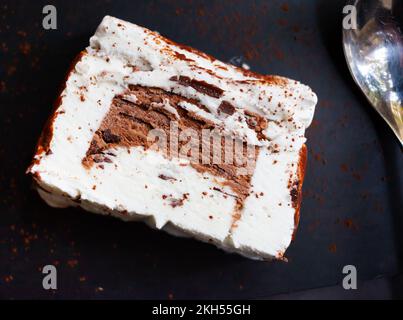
[280,3,289,12]
[19,42,31,55]
[340,163,348,172]
[67,259,78,268]
[343,218,358,230]
[328,243,337,253]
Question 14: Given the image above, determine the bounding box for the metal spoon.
[343,0,403,146]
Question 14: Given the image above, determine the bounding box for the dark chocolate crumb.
[101,129,121,144]
[218,101,236,115]
[158,174,177,181]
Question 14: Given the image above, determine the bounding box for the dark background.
[0,0,402,299]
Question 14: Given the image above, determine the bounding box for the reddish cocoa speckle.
[67,259,78,268]
[343,218,358,230]
[197,7,206,17]
[328,243,337,253]
[292,25,301,33]
[0,81,6,92]
[7,64,16,76]
[273,47,285,60]
[310,119,320,129]
[277,18,288,27]
[374,201,384,214]
[17,30,27,37]
[308,219,320,232]
[340,163,349,172]
[281,3,290,12]
[320,100,332,108]
[19,42,31,55]
[1,42,8,53]
[313,153,326,165]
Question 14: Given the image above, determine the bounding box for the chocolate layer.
[83,85,260,204]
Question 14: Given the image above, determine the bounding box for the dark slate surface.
[0,0,402,299]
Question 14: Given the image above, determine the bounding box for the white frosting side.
[37,146,236,243]
[29,16,317,260]
[229,149,301,258]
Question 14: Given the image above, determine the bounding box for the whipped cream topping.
[29,16,317,259]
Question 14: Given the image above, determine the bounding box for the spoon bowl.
[343,0,403,146]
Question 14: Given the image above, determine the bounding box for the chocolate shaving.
[290,180,300,208]
[218,101,236,115]
[158,174,177,181]
[101,129,121,144]
[170,75,224,98]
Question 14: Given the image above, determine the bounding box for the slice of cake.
[27,16,317,260]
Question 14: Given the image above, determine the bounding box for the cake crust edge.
[27,51,87,175]
[293,144,307,240]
